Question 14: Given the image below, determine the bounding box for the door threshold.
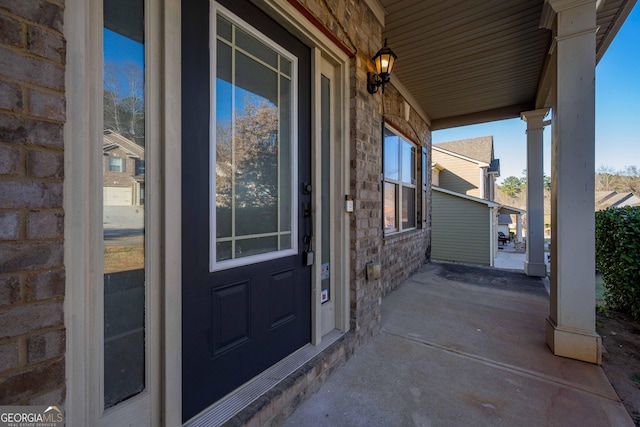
[185,329,344,427]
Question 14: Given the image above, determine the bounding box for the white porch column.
[516,213,523,242]
[521,109,549,277]
[546,0,601,364]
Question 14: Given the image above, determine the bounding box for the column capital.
[521,109,550,126]
[547,0,595,13]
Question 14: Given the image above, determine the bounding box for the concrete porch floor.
[279,262,633,426]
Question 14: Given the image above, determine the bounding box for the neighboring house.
[432,136,500,200]
[0,0,631,425]
[431,137,524,265]
[103,131,145,206]
[498,213,514,237]
[595,191,640,210]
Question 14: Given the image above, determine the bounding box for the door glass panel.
[213,14,296,267]
[103,0,145,409]
[235,26,278,68]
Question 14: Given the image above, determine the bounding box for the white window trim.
[383,125,418,235]
[64,0,182,425]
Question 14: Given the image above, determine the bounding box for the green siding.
[432,191,491,265]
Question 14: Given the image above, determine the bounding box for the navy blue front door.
[181,0,312,421]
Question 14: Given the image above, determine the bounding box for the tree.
[619,165,640,193]
[595,165,617,192]
[543,173,551,192]
[500,176,525,200]
[104,61,145,145]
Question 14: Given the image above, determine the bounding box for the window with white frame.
[383,126,416,233]
[108,156,125,172]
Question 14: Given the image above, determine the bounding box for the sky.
[432,4,640,183]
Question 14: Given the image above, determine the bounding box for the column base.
[524,261,547,277]
[546,317,602,364]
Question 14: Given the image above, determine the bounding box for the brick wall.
[290,0,432,344]
[0,0,66,406]
[381,83,432,297]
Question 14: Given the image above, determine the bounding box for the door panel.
[181,0,311,421]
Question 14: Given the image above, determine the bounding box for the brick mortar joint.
[24,145,65,156]
[0,295,65,313]
[0,44,65,69]
[0,175,64,183]
[0,353,65,382]
[0,8,65,36]
[0,110,66,126]
[0,76,65,97]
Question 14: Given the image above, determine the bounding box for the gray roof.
[435,136,494,164]
[103,131,145,160]
[498,213,513,224]
[596,192,640,211]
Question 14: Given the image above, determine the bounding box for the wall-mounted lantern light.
[367,39,397,94]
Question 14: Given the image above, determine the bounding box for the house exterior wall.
[381,85,431,297]
[431,190,491,266]
[0,0,66,406]
[432,149,481,198]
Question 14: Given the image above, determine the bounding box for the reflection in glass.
[401,141,415,184]
[402,187,416,229]
[384,182,397,230]
[215,15,295,264]
[384,130,399,181]
[103,0,145,409]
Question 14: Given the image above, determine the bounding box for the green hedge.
[595,206,640,319]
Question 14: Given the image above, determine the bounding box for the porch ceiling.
[380,0,636,130]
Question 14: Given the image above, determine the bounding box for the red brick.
[26,210,63,239]
[27,24,64,63]
[0,145,21,175]
[0,46,64,91]
[0,241,63,273]
[0,275,20,307]
[0,113,63,147]
[0,13,22,47]
[25,270,64,302]
[26,149,63,178]
[0,300,63,339]
[27,329,65,364]
[0,358,64,405]
[27,88,65,122]
[0,211,21,240]
[0,80,23,112]
[0,181,63,209]
[0,0,63,32]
